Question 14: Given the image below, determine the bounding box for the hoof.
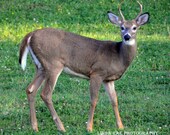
[33,127,39,132]
[118,125,124,130]
[86,125,93,132]
[58,127,66,132]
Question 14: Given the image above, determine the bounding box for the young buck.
[19,1,149,132]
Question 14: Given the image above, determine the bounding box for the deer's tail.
[19,32,34,70]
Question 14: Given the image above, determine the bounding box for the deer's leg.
[103,81,124,129]
[87,75,102,132]
[40,67,65,132]
[26,69,45,132]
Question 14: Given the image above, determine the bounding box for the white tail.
[19,1,149,132]
[19,35,42,70]
[20,46,29,70]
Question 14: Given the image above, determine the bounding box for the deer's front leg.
[87,75,102,132]
[103,81,124,129]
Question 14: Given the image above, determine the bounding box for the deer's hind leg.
[40,65,65,132]
[26,69,45,131]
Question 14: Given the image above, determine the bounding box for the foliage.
[0,0,169,134]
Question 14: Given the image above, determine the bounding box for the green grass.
[0,0,169,134]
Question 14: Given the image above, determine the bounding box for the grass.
[0,0,169,134]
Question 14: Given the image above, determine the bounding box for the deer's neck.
[120,41,137,67]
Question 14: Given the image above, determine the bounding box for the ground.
[0,0,169,134]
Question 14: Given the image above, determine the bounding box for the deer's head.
[108,1,150,45]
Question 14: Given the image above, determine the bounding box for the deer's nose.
[124,34,131,41]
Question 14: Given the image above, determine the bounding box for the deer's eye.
[132,26,137,31]
[121,27,125,31]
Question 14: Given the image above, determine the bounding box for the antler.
[118,1,125,21]
[135,1,143,19]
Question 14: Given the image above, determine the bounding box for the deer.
[19,1,149,132]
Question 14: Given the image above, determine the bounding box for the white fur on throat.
[124,39,136,46]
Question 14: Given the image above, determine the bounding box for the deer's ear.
[107,11,121,26]
[136,12,150,25]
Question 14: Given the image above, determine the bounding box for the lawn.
[0,0,169,135]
